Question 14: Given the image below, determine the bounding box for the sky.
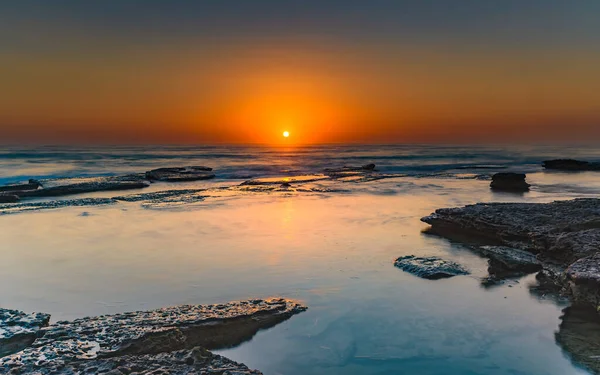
[1,0,599,145]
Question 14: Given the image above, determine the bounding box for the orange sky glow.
[1,2,599,145]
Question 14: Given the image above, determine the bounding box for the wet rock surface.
[0,309,50,357]
[543,159,600,171]
[394,255,470,279]
[421,198,600,308]
[0,298,306,374]
[490,172,530,192]
[146,166,215,182]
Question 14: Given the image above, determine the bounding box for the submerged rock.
[0,298,306,374]
[0,309,50,357]
[543,159,600,171]
[145,166,215,182]
[421,198,600,309]
[394,255,469,279]
[490,172,530,192]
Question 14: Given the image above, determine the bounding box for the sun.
[283,131,290,138]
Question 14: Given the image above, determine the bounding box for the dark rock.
[421,199,600,256]
[490,172,530,192]
[17,181,148,198]
[555,306,600,375]
[280,182,292,188]
[0,298,306,374]
[478,246,542,274]
[0,194,19,203]
[0,182,40,193]
[421,198,600,309]
[324,163,377,173]
[394,255,469,279]
[0,198,116,215]
[543,159,600,171]
[0,308,50,357]
[145,166,215,182]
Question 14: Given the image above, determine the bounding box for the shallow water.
[2,145,600,374]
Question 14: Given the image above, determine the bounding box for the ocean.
[2,144,600,374]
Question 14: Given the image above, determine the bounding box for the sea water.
[2,144,600,374]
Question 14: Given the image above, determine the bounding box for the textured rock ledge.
[0,298,306,374]
[421,198,600,308]
[0,309,50,357]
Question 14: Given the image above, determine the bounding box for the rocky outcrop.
[0,309,50,357]
[0,298,306,374]
[421,198,600,309]
[17,181,149,198]
[0,181,40,193]
[324,163,377,174]
[489,172,530,192]
[394,255,469,279]
[0,194,19,203]
[145,166,215,182]
[543,159,600,171]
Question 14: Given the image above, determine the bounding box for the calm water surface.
[1,145,600,374]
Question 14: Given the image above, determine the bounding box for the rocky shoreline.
[0,298,306,374]
[420,198,600,308]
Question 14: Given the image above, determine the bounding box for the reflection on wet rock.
[394,255,470,279]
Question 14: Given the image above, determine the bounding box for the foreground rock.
[421,198,600,308]
[490,172,530,192]
[543,159,600,171]
[0,309,50,357]
[146,166,215,182]
[394,255,469,279]
[0,298,306,374]
[12,347,263,374]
